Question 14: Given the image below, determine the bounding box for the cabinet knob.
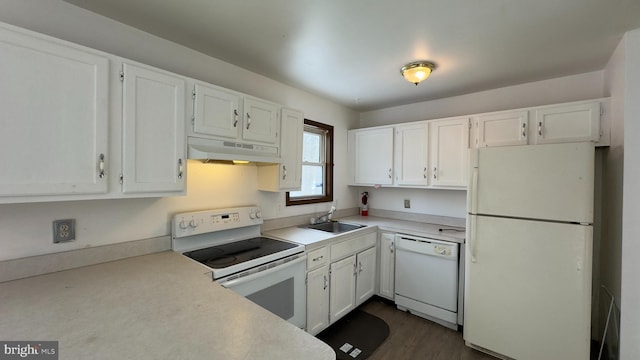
[433,167,437,180]
[522,122,527,138]
[282,165,287,180]
[246,113,252,130]
[388,168,392,179]
[233,109,239,127]
[177,158,183,179]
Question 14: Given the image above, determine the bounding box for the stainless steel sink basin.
[302,221,366,234]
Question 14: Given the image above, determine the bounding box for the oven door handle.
[218,255,307,288]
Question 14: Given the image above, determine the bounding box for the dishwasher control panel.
[433,244,453,256]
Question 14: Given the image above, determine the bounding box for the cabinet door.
[0,24,109,197]
[122,63,186,194]
[395,123,429,186]
[279,108,304,189]
[378,233,395,300]
[355,246,377,306]
[242,97,280,144]
[429,117,470,188]
[352,127,394,185]
[534,102,601,144]
[476,111,528,147]
[192,83,241,139]
[329,255,357,323]
[306,265,330,335]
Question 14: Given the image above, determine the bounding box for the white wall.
[601,30,626,355]
[360,71,605,126]
[620,28,640,360]
[0,0,360,261]
[358,72,606,218]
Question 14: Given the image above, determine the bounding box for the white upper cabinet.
[121,63,186,194]
[257,108,304,192]
[242,96,280,145]
[192,82,241,140]
[0,23,109,198]
[350,127,394,185]
[475,110,528,147]
[534,102,601,144]
[429,117,470,188]
[395,123,429,186]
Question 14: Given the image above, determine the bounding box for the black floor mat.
[316,309,390,360]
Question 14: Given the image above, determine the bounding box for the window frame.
[286,119,333,206]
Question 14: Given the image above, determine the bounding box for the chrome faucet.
[317,206,336,223]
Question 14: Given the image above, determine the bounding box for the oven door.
[218,254,307,329]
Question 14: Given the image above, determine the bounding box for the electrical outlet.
[53,219,76,243]
[404,199,411,208]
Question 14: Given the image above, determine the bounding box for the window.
[286,119,333,206]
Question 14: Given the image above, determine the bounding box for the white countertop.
[265,215,465,247]
[0,251,335,360]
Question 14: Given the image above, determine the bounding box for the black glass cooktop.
[183,237,298,269]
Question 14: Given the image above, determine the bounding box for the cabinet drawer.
[331,233,376,261]
[307,246,328,270]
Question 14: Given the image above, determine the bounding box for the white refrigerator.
[464,142,594,360]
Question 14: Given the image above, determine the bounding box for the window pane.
[302,132,321,163]
[290,165,324,197]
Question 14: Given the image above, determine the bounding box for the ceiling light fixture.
[400,61,436,85]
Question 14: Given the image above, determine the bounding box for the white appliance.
[172,206,307,329]
[464,142,594,360]
[395,234,459,330]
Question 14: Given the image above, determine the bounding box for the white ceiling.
[63,0,640,112]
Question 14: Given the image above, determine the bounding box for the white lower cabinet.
[355,246,377,305]
[378,232,395,300]
[329,255,358,323]
[327,232,377,324]
[306,264,330,335]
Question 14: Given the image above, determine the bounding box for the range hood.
[187,136,281,164]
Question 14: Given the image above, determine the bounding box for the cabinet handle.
[177,159,183,179]
[246,113,252,130]
[522,122,527,138]
[312,255,323,262]
[423,167,427,179]
[388,168,392,179]
[282,165,287,180]
[433,167,437,180]
[233,109,239,127]
[390,241,394,253]
[358,261,363,274]
[353,262,357,276]
[538,121,543,137]
[98,153,105,178]
[323,275,328,290]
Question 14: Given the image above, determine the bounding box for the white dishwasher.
[394,233,459,330]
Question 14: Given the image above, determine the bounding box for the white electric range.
[172,206,307,329]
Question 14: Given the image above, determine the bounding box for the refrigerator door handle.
[468,167,479,214]
[470,215,478,263]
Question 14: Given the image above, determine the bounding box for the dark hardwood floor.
[359,298,497,360]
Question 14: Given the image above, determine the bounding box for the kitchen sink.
[302,221,366,234]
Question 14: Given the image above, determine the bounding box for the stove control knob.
[249,212,256,219]
[255,210,262,219]
[189,219,198,228]
[178,220,188,229]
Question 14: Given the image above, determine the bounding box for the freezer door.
[469,142,594,223]
[464,215,592,360]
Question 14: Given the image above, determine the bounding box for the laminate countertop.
[0,251,335,360]
[265,215,465,247]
